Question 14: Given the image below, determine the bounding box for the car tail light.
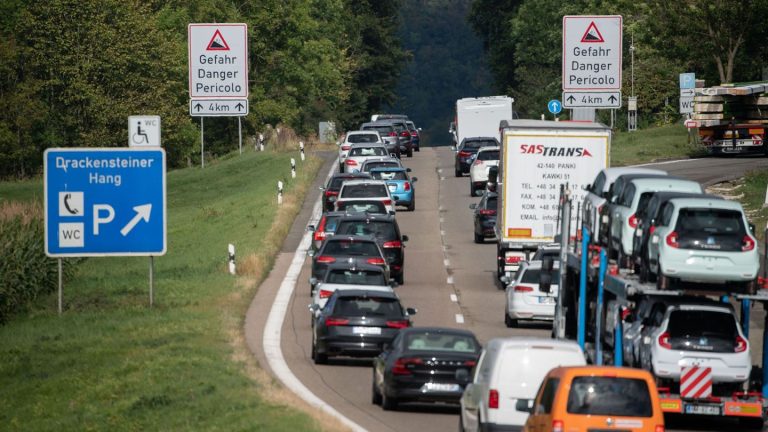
[514,285,534,292]
[318,289,334,299]
[388,131,397,137]
[505,256,522,264]
[324,190,338,197]
[658,332,672,349]
[553,420,564,432]
[488,389,499,409]
[392,357,423,375]
[665,231,679,248]
[400,131,410,137]
[464,360,477,367]
[314,217,328,241]
[655,425,665,432]
[479,209,496,215]
[386,319,409,329]
[367,257,386,265]
[316,255,336,264]
[404,182,411,191]
[628,214,638,228]
[743,235,756,252]
[382,240,402,248]
[325,317,349,326]
[345,159,358,166]
[458,150,472,158]
[410,131,418,136]
[341,145,351,151]
[736,335,748,353]
[383,199,392,206]
[649,225,656,235]
[313,231,326,242]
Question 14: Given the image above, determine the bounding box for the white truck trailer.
[495,120,610,279]
[452,96,514,146]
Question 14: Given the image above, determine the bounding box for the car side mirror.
[402,235,409,242]
[749,223,756,235]
[406,168,412,172]
[308,303,320,312]
[307,250,315,258]
[309,277,319,287]
[406,307,417,315]
[390,281,399,288]
[390,153,398,158]
[319,186,325,191]
[418,127,422,131]
[469,203,478,209]
[411,177,418,182]
[455,368,471,385]
[451,145,457,152]
[515,399,534,413]
[307,224,316,232]
[500,275,510,285]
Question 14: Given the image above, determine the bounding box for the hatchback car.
[344,144,391,173]
[320,172,372,212]
[647,197,758,292]
[469,146,500,196]
[505,261,559,327]
[308,211,346,251]
[370,167,417,211]
[309,235,389,287]
[360,122,400,157]
[518,366,664,432]
[338,179,396,214]
[333,213,408,284]
[598,172,669,247]
[469,192,497,243]
[454,137,499,176]
[360,157,403,173]
[372,327,481,411]
[309,263,394,314]
[376,119,413,157]
[311,289,416,364]
[339,131,383,171]
[406,120,421,151]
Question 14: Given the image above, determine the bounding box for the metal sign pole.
[557,198,571,339]
[201,117,205,168]
[58,258,63,315]
[149,256,154,308]
[596,249,607,364]
[238,117,242,155]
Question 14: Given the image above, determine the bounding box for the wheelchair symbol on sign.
[132,121,149,144]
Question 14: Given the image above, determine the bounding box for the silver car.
[343,144,390,173]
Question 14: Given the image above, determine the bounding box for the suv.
[343,144,390,173]
[309,235,390,286]
[406,120,421,152]
[333,214,408,284]
[340,131,383,171]
[454,137,499,177]
[338,179,396,214]
[469,146,499,196]
[360,122,400,157]
[647,197,758,292]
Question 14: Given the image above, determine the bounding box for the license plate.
[685,404,721,415]
[538,296,555,304]
[352,326,381,335]
[421,382,461,392]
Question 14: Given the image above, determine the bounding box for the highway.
[250,148,768,432]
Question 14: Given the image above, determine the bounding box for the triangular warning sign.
[206,29,230,51]
[581,21,604,43]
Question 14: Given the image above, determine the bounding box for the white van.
[458,337,585,431]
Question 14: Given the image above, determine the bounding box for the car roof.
[484,337,583,353]
[399,327,478,338]
[324,234,379,243]
[335,213,396,223]
[668,303,735,313]
[462,136,498,142]
[330,172,372,180]
[349,142,387,148]
[362,157,400,164]
[370,167,407,173]
[614,173,670,183]
[548,365,653,380]
[331,289,399,299]
[666,196,744,210]
[320,284,393,293]
[647,191,714,202]
[324,262,385,272]
[603,167,667,183]
[628,176,700,189]
[521,260,560,270]
[340,179,388,186]
[360,122,394,128]
[346,130,379,135]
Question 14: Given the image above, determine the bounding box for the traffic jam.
[298,94,768,432]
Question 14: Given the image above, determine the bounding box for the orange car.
[518,366,665,432]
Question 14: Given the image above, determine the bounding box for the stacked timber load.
[693,82,768,127]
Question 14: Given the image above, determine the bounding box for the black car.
[469,192,497,243]
[454,137,499,177]
[311,289,416,364]
[310,235,389,287]
[372,327,481,411]
[332,214,408,284]
[321,172,372,212]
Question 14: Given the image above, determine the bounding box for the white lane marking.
[262,160,367,432]
[440,176,446,180]
[437,168,443,173]
[443,259,450,267]
[455,314,465,324]
[439,217,444,223]
[631,158,703,167]
[450,294,458,302]
[447,276,454,285]
[440,230,446,236]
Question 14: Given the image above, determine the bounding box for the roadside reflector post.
[596,248,607,365]
[228,244,236,275]
[259,133,265,152]
[57,258,63,315]
[291,158,296,179]
[299,141,305,161]
[741,298,751,338]
[277,181,284,205]
[578,226,589,349]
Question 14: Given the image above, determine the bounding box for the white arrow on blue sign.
[548,99,563,115]
[44,148,167,257]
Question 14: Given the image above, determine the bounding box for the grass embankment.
[0,149,327,431]
[611,124,704,166]
[739,170,768,244]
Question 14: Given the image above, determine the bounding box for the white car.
[504,260,559,327]
[459,337,585,432]
[641,302,751,387]
[469,146,499,196]
[339,131,383,171]
[309,265,394,318]
[343,144,389,173]
[337,179,396,214]
[582,167,667,243]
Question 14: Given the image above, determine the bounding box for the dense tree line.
[0,0,406,178]
[469,0,768,124]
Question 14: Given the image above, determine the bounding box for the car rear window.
[372,171,407,181]
[348,134,379,144]
[349,147,387,157]
[464,140,497,149]
[322,240,380,257]
[330,176,358,190]
[335,221,397,240]
[323,215,340,232]
[364,162,399,172]
[477,150,499,161]
[363,125,393,134]
[336,201,386,214]
[485,197,498,210]
[667,309,738,352]
[340,184,388,198]
[519,268,560,284]
[326,269,386,286]
[567,376,653,417]
[675,208,745,251]
[333,296,403,318]
[405,333,478,353]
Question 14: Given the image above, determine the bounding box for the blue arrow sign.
[44,148,166,257]
[548,99,563,115]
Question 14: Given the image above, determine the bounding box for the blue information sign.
[548,99,563,115]
[679,73,695,89]
[44,148,166,257]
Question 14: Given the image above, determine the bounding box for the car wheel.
[407,198,415,212]
[381,391,398,411]
[311,336,327,365]
[371,370,382,405]
[455,163,462,177]
[339,163,344,173]
[396,270,404,285]
[638,261,648,283]
[407,148,413,157]
[739,417,765,430]
[745,278,758,295]
[474,232,483,244]
[505,311,517,328]
[415,146,420,152]
[470,183,476,196]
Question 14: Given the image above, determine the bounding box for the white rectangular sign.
[562,91,621,108]
[680,96,694,114]
[188,24,248,99]
[563,15,622,91]
[189,99,249,116]
[128,116,161,147]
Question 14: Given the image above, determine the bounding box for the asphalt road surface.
[273,149,768,432]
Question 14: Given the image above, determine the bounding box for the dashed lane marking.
[455,314,465,324]
[450,294,458,302]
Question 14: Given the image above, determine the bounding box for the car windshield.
[372,171,407,181]
[464,140,496,149]
[326,269,386,285]
[349,147,387,157]
[477,150,499,161]
[519,268,560,284]
[340,184,388,198]
[667,309,738,352]
[333,296,403,318]
[348,134,379,144]
[322,240,380,257]
[364,162,399,172]
[567,376,653,417]
[405,332,478,353]
[336,201,386,213]
[675,208,746,251]
[335,221,396,240]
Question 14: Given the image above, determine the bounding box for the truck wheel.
[738,417,765,430]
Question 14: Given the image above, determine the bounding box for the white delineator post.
[228,244,236,275]
[277,181,284,205]
[299,141,305,161]
[259,133,264,152]
[291,158,296,179]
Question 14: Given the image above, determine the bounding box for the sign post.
[679,72,695,115]
[548,99,563,117]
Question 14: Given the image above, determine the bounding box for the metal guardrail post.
[578,226,589,349]
[596,249,607,365]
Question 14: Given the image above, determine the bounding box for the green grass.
[611,124,704,166]
[740,169,768,243]
[0,150,324,431]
